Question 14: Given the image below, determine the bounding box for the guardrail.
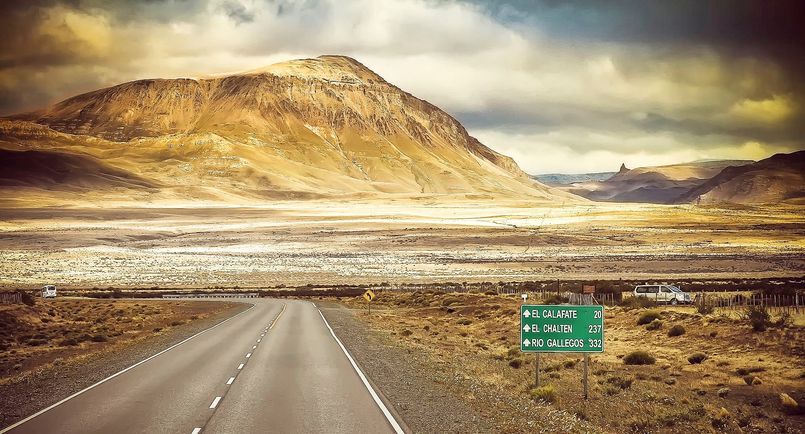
[161,293,259,299]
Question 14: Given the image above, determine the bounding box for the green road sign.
[520,305,604,353]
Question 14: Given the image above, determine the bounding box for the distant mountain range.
[675,151,805,204]
[532,172,616,185]
[541,154,805,205]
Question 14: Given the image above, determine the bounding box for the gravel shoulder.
[318,301,590,434]
[317,300,493,433]
[0,300,250,429]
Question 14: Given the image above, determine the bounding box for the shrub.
[400,329,413,337]
[736,367,765,376]
[645,320,663,331]
[60,338,78,346]
[544,294,569,304]
[91,334,108,342]
[529,384,556,403]
[153,327,162,332]
[745,305,771,332]
[774,312,793,328]
[667,324,686,337]
[637,310,662,325]
[562,359,578,369]
[743,375,762,385]
[509,359,522,369]
[441,297,461,307]
[623,351,655,365]
[711,407,731,428]
[457,318,472,325]
[696,303,714,315]
[20,291,35,306]
[688,353,708,364]
[620,297,657,310]
[170,321,183,326]
[607,375,633,390]
[779,393,799,415]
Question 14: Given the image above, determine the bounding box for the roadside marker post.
[520,304,604,399]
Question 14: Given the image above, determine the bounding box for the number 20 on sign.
[520,305,604,353]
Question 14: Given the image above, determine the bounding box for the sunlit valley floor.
[0,201,802,289]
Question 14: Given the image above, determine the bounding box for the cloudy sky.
[1,0,803,173]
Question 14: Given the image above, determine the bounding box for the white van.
[41,285,57,298]
[633,284,690,305]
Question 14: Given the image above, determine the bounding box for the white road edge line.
[238,363,244,370]
[0,303,256,434]
[318,309,405,434]
[209,396,221,409]
[191,428,202,434]
[226,377,235,385]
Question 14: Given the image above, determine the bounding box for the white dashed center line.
[246,352,252,358]
[257,339,261,342]
[209,397,222,409]
[252,345,257,349]
[238,363,244,370]
[191,428,201,434]
[226,376,235,385]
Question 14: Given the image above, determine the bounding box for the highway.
[2,299,403,434]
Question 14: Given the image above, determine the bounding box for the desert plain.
[0,200,802,289]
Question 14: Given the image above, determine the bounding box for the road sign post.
[363,289,376,314]
[520,304,603,398]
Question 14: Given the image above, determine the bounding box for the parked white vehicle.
[41,285,57,298]
[633,284,691,305]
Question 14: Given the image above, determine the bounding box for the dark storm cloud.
[467,0,805,84]
[0,0,801,172]
[221,1,256,25]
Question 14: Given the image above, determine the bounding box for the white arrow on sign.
[523,324,530,332]
[523,310,530,318]
[522,339,530,347]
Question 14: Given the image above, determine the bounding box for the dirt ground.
[0,298,239,381]
[0,202,803,288]
[340,291,804,433]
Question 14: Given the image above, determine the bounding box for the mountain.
[0,148,155,190]
[532,171,616,186]
[675,151,805,204]
[563,160,754,203]
[0,55,571,205]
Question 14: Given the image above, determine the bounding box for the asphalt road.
[2,299,402,434]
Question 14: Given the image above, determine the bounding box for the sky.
[1,0,803,174]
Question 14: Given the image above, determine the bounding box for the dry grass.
[0,298,236,380]
[342,291,805,433]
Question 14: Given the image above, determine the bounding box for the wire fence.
[495,288,802,313]
[0,292,23,304]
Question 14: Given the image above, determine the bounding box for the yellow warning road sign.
[363,289,376,302]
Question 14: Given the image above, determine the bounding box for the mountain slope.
[0,148,155,190]
[2,55,567,204]
[564,160,753,203]
[675,151,805,204]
